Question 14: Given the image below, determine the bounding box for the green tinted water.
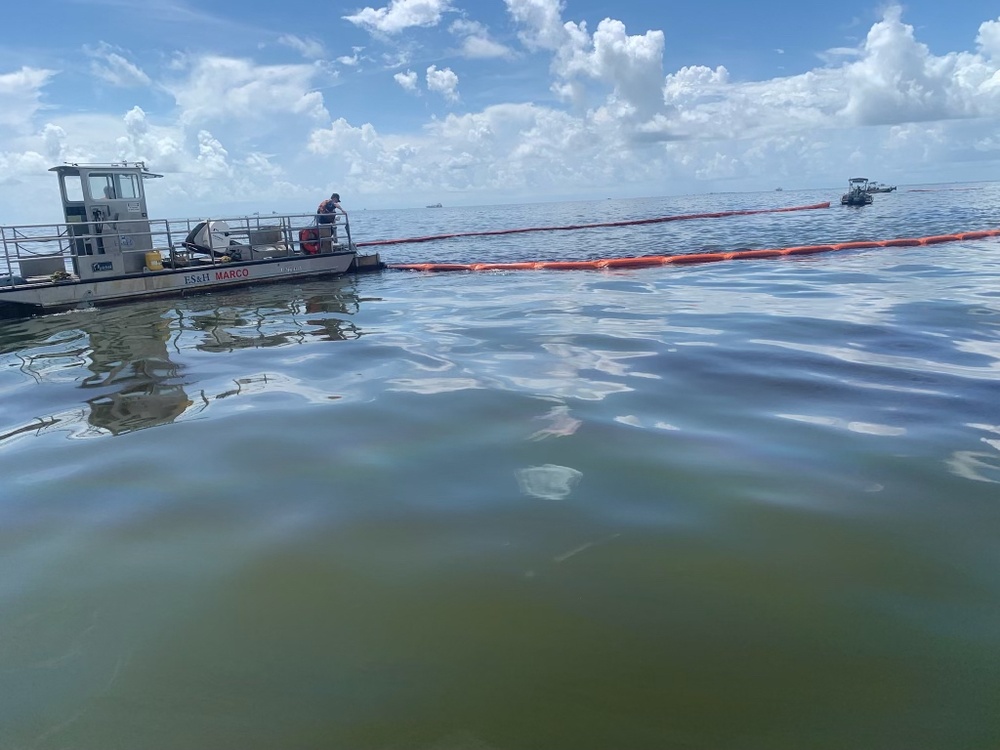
[2,191,999,748]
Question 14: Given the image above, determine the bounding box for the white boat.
[866,181,897,193]
[0,162,381,317]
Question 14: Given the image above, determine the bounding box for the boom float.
[389,229,1000,273]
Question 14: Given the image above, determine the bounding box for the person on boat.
[316,192,348,242]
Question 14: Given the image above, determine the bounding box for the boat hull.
[0,251,357,316]
[841,194,873,206]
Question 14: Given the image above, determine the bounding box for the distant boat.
[841,177,874,206]
[426,202,443,208]
[866,181,897,193]
[775,187,783,191]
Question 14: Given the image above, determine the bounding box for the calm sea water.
[2,185,1000,750]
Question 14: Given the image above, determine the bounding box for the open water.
[1,185,999,749]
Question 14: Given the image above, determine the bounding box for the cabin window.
[89,174,117,200]
[63,175,85,203]
[86,172,142,201]
[117,174,141,200]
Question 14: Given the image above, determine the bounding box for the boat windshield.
[87,173,142,201]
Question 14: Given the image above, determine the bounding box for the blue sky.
[2,0,999,221]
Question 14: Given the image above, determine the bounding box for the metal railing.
[1,212,354,287]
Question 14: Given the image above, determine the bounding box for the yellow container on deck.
[145,251,164,272]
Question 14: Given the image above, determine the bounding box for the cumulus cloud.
[306,118,426,195]
[500,1,999,147]
[394,69,419,92]
[978,18,1000,60]
[115,106,184,172]
[505,0,567,51]
[663,64,730,99]
[504,2,666,120]
[426,65,459,101]
[345,0,454,35]
[840,6,965,125]
[305,102,656,199]
[554,18,665,119]
[834,8,1000,126]
[166,56,329,126]
[41,123,66,161]
[652,65,838,141]
[196,130,231,178]
[643,8,1000,142]
[301,4,1000,200]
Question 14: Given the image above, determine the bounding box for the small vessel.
[426,202,443,208]
[866,181,897,193]
[841,177,874,206]
[0,162,381,317]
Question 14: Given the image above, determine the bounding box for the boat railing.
[1,223,75,282]
[1,212,349,287]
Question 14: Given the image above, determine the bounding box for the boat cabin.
[52,162,163,280]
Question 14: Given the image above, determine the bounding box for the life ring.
[299,227,320,255]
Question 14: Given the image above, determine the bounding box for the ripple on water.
[1,192,1000,749]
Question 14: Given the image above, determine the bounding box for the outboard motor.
[183,220,241,258]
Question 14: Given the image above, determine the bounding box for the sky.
[1,0,999,222]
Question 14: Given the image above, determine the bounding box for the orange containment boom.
[357,201,831,248]
[388,229,1000,273]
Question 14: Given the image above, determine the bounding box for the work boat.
[0,162,380,317]
[841,177,874,206]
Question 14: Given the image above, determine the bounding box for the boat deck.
[1,212,351,287]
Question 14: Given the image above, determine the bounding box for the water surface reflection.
[0,279,367,440]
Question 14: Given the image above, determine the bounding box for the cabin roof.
[48,162,163,179]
